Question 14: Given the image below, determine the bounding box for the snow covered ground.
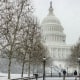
[0,73,29,80]
[33,77,79,80]
[0,73,79,80]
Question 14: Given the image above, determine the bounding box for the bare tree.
[69,38,80,67]
[0,0,33,79]
[16,16,50,78]
[31,38,49,64]
[18,18,42,78]
[0,0,52,79]
[15,47,27,78]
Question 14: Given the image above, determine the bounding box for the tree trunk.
[21,60,25,78]
[33,64,34,74]
[28,54,31,80]
[37,63,38,74]
[21,52,26,78]
[8,57,11,79]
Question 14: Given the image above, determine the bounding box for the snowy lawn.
[32,77,79,80]
[0,73,32,80]
[0,73,79,80]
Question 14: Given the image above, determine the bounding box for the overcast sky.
[32,0,80,45]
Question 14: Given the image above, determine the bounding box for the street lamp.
[50,65,53,77]
[78,58,80,80]
[66,67,68,76]
[43,57,46,80]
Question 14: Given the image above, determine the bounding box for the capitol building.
[41,2,72,70]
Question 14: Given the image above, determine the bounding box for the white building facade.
[41,2,71,70]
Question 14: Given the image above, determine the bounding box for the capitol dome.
[42,15,61,24]
[41,1,66,44]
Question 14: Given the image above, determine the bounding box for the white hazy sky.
[32,0,80,45]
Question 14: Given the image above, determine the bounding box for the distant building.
[41,1,72,71]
